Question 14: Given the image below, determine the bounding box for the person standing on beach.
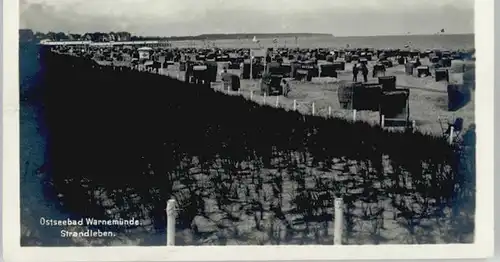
[361,63,369,82]
[352,63,359,82]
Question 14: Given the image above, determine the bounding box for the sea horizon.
[20,28,474,39]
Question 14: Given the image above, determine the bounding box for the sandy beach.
[155,57,474,137]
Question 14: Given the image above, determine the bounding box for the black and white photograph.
[3,0,494,260]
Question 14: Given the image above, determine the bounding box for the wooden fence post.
[352,109,357,122]
[293,99,297,111]
[166,199,176,246]
[334,197,344,245]
[328,106,332,118]
[263,93,267,103]
[250,57,253,80]
[250,90,254,100]
[312,102,315,116]
[412,120,416,131]
[449,126,454,145]
[381,115,385,128]
[275,96,279,107]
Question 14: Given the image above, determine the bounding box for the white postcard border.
[3,0,494,261]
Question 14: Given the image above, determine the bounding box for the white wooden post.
[352,109,357,122]
[328,106,332,118]
[449,126,454,145]
[250,90,254,100]
[412,120,416,131]
[250,57,253,80]
[312,102,315,116]
[227,85,231,93]
[293,100,297,111]
[334,198,344,245]
[275,96,279,107]
[166,199,176,246]
[381,115,385,128]
[263,93,267,103]
[264,55,268,74]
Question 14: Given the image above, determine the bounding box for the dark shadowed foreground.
[21,48,475,246]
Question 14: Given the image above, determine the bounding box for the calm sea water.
[171,34,475,50]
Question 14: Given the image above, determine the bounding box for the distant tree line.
[19,29,133,42]
[20,29,331,43]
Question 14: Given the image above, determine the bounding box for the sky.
[19,0,475,37]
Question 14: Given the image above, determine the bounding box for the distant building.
[101,34,110,42]
[108,33,116,42]
[116,32,132,41]
[68,34,82,41]
[83,34,93,41]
